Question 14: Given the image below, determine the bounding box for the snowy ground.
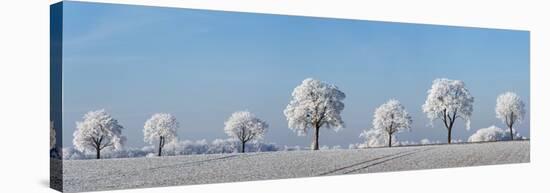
[60,140,529,192]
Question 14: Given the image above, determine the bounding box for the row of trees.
[283,78,525,149]
[71,109,269,159]
[64,77,526,159]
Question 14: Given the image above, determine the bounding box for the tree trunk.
[388,133,392,147]
[312,126,320,150]
[509,113,514,141]
[158,136,163,157]
[447,128,452,144]
[241,141,246,153]
[509,126,514,141]
[96,147,100,159]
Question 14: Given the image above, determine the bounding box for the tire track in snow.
[318,148,432,176]
[341,148,433,174]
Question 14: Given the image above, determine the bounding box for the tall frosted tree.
[73,109,126,159]
[496,92,525,140]
[144,113,179,156]
[284,78,346,150]
[422,78,474,144]
[372,99,412,147]
[224,111,268,153]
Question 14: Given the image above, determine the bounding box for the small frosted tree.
[73,109,125,159]
[50,120,60,159]
[284,78,346,150]
[224,111,268,153]
[372,99,412,147]
[496,92,525,140]
[144,113,179,156]
[359,129,391,148]
[422,78,474,144]
[467,125,521,142]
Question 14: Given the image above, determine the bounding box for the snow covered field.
[59,140,529,192]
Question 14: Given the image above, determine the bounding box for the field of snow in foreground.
[59,140,529,192]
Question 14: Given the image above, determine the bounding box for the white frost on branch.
[373,99,412,133]
[358,129,395,148]
[224,111,268,152]
[284,78,346,136]
[357,99,411,148]
[373,99,412,146]
[422,78,474,130]
[62,147,86,160]
[72,109,126,157]
[224,111,268,153]
[209,138,238,154]
[144,113,179,156]
[496,92,525,140]
[496,92,525,123]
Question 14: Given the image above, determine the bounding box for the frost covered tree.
[495,92,525,140]
[224,111,268,153]
[359,129,391,148]
[372,99,412,147]
[50,120,61,159]
[284,78,346,150]
[144,113,179,156]
[73,109,125,159]
[422,78,474,144]
[209,138,238,154]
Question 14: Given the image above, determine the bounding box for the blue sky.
[61,1,530,148]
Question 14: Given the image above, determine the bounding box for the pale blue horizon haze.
[61,1,530,148]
